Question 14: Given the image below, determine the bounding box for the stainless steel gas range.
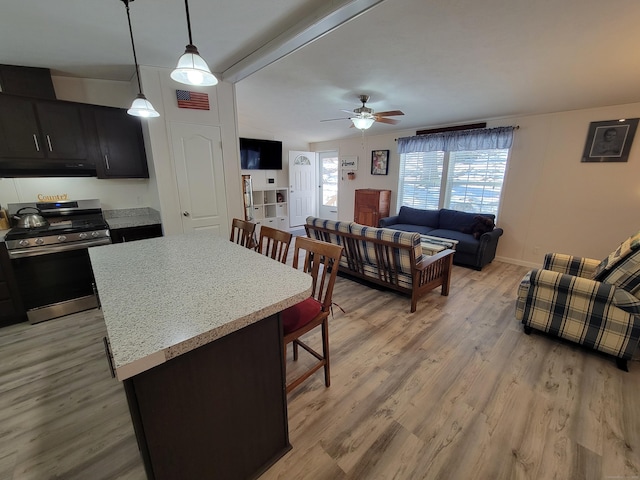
[5,199,111,324]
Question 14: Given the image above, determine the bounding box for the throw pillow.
[464,215,495,239]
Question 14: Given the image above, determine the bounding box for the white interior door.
[288,151,317,227]
[170,123,228,236]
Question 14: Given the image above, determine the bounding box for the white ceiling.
[3,0,640,143]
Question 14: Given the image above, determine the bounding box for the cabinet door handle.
[32,134,40,152]
[46,135,53,152]
[105,154,110,170]
[183,211,190,217]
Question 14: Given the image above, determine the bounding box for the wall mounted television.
[239,137,283,170]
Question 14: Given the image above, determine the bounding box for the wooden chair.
[229,218,256,249]
[256,225,293,264]
[281,236,344,393]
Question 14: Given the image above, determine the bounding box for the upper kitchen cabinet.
[90,106,149,179]
[0,94,87,160]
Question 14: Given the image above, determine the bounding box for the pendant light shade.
[120,0,159,118]
[172,0,218,86]
[351,116,375,130]
[171,45,218,86]
[128,93,160,118]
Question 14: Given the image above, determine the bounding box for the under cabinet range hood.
[0,159,97,178]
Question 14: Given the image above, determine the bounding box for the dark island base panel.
[123,314,291,480]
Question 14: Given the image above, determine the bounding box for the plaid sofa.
[515,232,640,369]
[305,217,454,312]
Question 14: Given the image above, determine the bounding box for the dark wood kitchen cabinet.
[0,94,87,160]
[354,189,391,227]
[0,243,26,326]
[110,224,163,243]
[90,106,149,179]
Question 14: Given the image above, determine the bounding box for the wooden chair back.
[292,236,343,312]
[229,218,256,249]
[256,225,292,264]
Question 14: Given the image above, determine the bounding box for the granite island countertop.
[89,231,312,381]
[103,207,162,230]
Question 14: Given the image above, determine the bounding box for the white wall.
[311,103,640,267]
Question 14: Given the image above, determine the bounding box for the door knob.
[183,211,190,217]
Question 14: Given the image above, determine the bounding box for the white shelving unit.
[251,188,288,230]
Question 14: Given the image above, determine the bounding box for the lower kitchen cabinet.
[110,224,163,244]
[0,243,26,326]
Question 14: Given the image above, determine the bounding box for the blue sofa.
[379,206,504,270]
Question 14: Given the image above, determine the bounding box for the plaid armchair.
[516,232,640,370]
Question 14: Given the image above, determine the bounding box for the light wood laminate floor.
[1,260,639,479]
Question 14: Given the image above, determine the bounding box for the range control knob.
[19,239,30,247]
[57,235,67,242]
[35,238,45,245]
[79,232,88,239]
[91,231,100,238]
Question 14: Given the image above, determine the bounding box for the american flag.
[176,90,210,110]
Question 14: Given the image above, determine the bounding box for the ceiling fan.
[321,95,404,130]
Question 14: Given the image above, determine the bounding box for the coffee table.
[420,234,459,255]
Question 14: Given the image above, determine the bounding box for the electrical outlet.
[533,246,540,255]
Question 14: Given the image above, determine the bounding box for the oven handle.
[7,238,112,259]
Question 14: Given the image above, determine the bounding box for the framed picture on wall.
[581,118,639,163]
[371,150,389,175]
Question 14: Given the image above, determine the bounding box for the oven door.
[10,247,99,324]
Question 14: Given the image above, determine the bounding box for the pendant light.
[120,0,159,118]
[171,0,218,86]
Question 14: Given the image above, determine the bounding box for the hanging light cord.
[123,0,144,94]
[184,0,194,45]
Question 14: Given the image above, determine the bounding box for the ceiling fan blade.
[340,109,355,115]
[320,117,350,122]
[375,117,399,125]
[375,110,404,117]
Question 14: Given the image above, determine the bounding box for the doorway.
[288,151,317,227]
[318,151,338,220]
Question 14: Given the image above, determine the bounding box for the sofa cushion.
[387,223,435,235]
[306,216,351,245]
[350,224,423,275]
[439,208,495,233]
[397,206,440,228]
[427,229,479,255]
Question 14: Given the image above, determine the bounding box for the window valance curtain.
[397,126,515,154]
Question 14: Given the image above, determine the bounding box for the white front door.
[170,122,228,236]
[318,151,338,220]
[288,151,317,227]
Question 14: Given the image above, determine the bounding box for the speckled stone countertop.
[103,207,161,230]
[89,231,312,381]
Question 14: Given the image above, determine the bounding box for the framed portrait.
[581,118,638,163]
[371,150,389,175]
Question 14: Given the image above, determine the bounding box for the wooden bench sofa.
[305,217,454,312]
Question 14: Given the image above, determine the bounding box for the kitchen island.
[89,231,312,480]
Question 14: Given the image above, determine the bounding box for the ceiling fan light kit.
[351,116,375,130]
[120,0,160,119]
[172,0,218,86]
[324,94,404,131]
